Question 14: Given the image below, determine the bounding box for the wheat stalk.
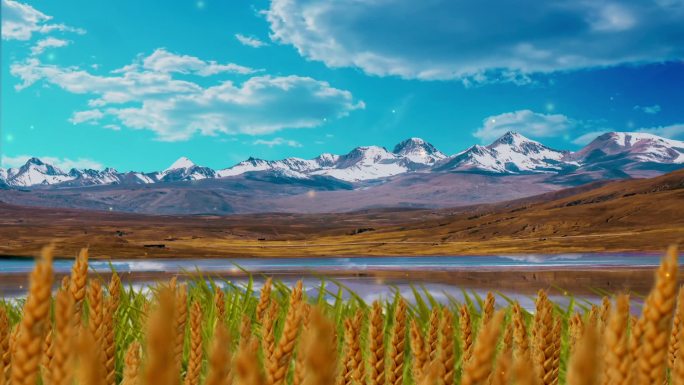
[636,245,678,385]
[11,246,54,385]
[184,301,203,385]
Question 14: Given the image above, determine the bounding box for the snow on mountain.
[392,138,446,165]
[5,158,74,187]
[164,156,196,172]
[158,157,216,182]
[312,146,409,182]
[573,132,684,164]
[436,132,574,174]
[4,132,684,188]
[217,157,310,179]
[67,167,121,186]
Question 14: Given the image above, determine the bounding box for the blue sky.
[1,0,683,172]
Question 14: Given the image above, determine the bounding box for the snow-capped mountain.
[2,132,683,189]
[157,157,216,182]
[392,137,446,165]
[4,158,74,187]
[435,132,575,173]
[572,132,684,164]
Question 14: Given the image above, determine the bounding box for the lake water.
[0,252,664,274]
[0,252,664,311]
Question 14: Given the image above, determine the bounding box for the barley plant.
[0,246,681,385]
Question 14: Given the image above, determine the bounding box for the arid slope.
[0,170,682,258]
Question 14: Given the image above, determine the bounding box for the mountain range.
[1,131,683,214]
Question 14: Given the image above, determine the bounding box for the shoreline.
[0,265,673,297]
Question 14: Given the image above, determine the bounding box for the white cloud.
[30,37,69,55]
[1,155,103,170]
[10,50,364,142]
[140,48,257,76]
[1,0,85,41]
[69,109,104,124]
[235,34,268,48]
[474,110,575,142]
[634,104,662,114]
[253,137,302,147]
[267,0,684,82]
[637,123,684,139]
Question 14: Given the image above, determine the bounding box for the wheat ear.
[235,333,265,385]
[460,304,473,364]
[257,278,273,322]
[267,280,303,385]
[174,283,189,377]
[636,245,678,385]
[567,324,599,385]
[103,297,116,385]
[461,310,505,385]
[88,279,104,343]
[41,328,54,385]
[440,308,456,385]
[301,308,337,385]
[388,299,407,385]
[482,292,495,326]
[533,290,557,385]
[490,347,512,385]
[144,288,179,385]
[121,342,141,385]
[426,307,440,363]
[11,246,54,385]
[214,287,226,323]
[410,319,426,383]
[76,328,106,385]
[293,303,311,385]
[205,323,231,385]
[672,296,684,385]
[184,301,203,385]
[69,248,89,329]
[670,286,684,370]
[603,294,630,385]
[0,307,10,385]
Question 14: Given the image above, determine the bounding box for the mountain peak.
[392,137,446,164]
[165,157,196,172]
[490,131,536,147]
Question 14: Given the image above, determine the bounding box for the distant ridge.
[2,131,683,188]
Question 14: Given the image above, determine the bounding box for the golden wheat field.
[0,246,682,385]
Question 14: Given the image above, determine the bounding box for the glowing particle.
[196,1,206,8]
[5,134,14,142]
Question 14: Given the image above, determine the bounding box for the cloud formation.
[235,33,268,48]
[253,137,303,147]
[10,50,364,141]
[30,37,69,55]
[637,123,684,139]
[267,0,684,82]
[138,48,257,76]
[474,110,575,142]
[633,104,662,114]
[1,0,84,40]
[1,154,103,170]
